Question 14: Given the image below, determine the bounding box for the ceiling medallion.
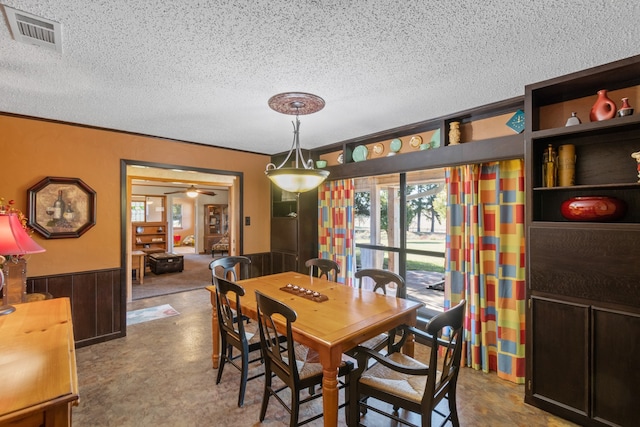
[268,92,325,115]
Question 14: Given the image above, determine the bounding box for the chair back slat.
[355,268,406,298]
[255,291,301,384]
[210,256,251,282]
[425,299,466,402]
[213,276,247,342]
[305,258,340,282]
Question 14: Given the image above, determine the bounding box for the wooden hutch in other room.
[204,204,228,251]
[132,222,167,253]
[131,195,168,254]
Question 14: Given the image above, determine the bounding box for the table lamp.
[0,212,46,316]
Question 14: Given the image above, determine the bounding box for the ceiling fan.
[164,185,217,198]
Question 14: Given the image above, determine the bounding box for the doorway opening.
[122,160,243,303]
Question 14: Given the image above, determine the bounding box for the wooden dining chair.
[209,255,251,282]
[305,258,340,282]
[352,268,407,354]
[213,275,263,407]
[348,300,466,427]
[255,290,353,426]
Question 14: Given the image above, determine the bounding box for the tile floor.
[73,289,578,427]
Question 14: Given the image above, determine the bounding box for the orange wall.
[1,114,271,276]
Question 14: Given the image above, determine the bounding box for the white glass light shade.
[265,168,329,193]
[266,92,329,193]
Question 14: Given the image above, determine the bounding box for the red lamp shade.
[0,213,46,255]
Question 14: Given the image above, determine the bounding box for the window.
[131,201,145,222]
[354,169,446,319]
[172,204,183,228]
[131,195,165,222]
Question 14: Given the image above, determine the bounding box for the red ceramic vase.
[590,90,617,122]
[560,196,627,221]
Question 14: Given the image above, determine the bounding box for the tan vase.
[449,121,461,145]
[557,144,576,186]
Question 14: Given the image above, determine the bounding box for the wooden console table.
[0,298,79,427]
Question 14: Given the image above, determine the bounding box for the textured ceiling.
[1,1,640,155]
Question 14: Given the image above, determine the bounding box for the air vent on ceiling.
[2,5,62,52]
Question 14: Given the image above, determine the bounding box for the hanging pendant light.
[265,92,329,193]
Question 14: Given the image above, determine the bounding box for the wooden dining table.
[205,271,422,427]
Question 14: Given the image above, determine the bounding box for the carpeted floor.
[132,253,214,300]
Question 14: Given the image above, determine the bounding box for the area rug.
[132,253,213,301]
[126,304,180,326]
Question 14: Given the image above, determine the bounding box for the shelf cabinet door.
[529,297,590,417]
[529,225,640,307]
[271,218,297,253]
[270,182,318,275]
[592,308,640,426]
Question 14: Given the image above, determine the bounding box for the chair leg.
[215,340,228,384]
[290,389,300,427]
[215,358,225,384]
[237,349,249,407]
[259,367,271,422]
[348,383,359,426]
[448,391,460,427]
[344,372,351,427]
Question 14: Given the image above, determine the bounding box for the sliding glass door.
[354,169,446,318]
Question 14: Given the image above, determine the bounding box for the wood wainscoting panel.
[245,252,271,278]
[27,268,124,348]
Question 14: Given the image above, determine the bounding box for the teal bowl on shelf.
[315,160,327,168]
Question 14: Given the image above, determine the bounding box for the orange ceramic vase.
[589,90,617,121]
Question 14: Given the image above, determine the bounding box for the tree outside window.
[172,204,183,228]
[131,201,145,222]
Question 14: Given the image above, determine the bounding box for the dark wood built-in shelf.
[525,54,640,427]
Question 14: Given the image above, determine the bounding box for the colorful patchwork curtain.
[445,159,526,384]
[318,179,355,286]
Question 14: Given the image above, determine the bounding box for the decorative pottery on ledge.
[589,90,617,122]
[560,196,627,221]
